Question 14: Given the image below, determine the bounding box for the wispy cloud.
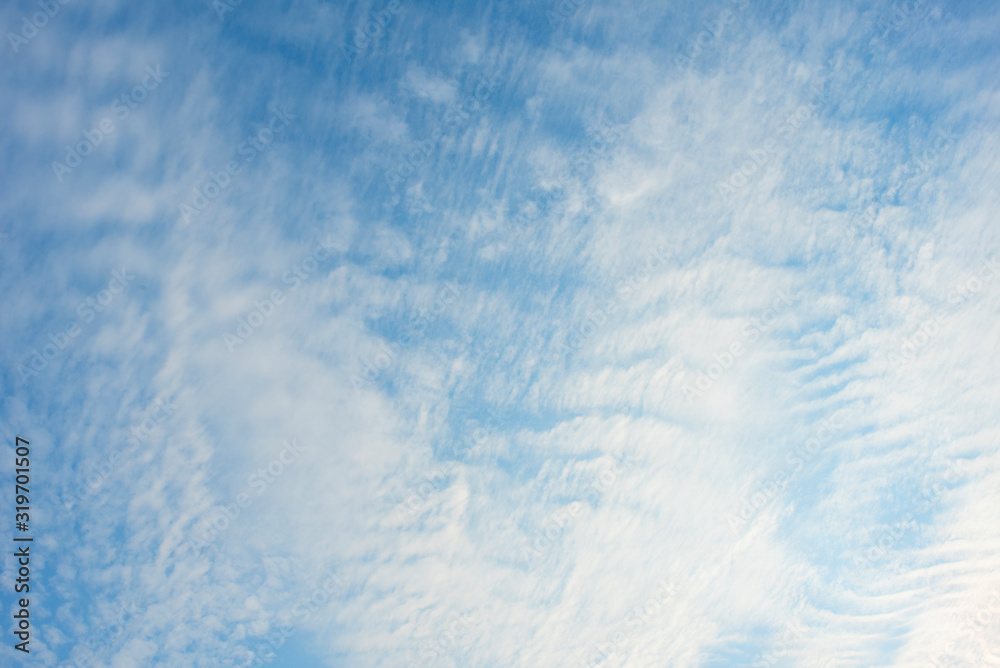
[2,0,999,666]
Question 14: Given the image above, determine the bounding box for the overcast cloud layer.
[2,0,1000,666]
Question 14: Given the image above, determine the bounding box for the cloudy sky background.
[2,0,1000,665]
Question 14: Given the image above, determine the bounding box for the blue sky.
[2,0,1000,666]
